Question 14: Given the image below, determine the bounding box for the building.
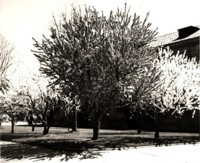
[150,25,200,60]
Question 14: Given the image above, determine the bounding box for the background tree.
[33,4,157,140]
[0,92,28,133]
[57,92,81,131]
[23,87,59,135]
[123,60,162,134]
[0,34,13,93]
[0,34,14,126]
[19,76,58,135]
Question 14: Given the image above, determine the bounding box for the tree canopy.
[33,4,158,139]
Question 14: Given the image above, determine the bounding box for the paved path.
[1,141,200,163]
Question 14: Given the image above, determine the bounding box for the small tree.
[20,76,58,135]
[24,88,58,135]
[33,4,157,139]
[0,93,27,133]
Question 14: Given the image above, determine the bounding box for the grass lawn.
[1,121,200,152]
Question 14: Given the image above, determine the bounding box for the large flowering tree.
[33,4,157,140]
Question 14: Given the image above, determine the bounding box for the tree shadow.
[0,133,41,141]
[1,132,200,162]
[0,131,103,162]
[96,136,200,150]
[1,142,103,162]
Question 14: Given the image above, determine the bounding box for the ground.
[1,121,200,162]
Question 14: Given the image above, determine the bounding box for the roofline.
[162,36,200,47]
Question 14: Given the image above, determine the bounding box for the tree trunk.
[154,108,160,139]
[0,120,2,127]
[199,110,200,138]
[43,109,49,135]
[92,111,101,140]
[72,107,77,131]
[32,124,35,132]
[136,112,142,134]
[43,114,49,135]
[137,121,142,134]
[155,130,159,139]
[43,124,49,135]
[11,116,14,133]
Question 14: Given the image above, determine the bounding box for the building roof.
[150,25,200,47]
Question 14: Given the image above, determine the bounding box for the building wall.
[166,37,199,61]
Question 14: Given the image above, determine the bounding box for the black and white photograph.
[0,0,200,162]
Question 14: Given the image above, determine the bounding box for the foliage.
[152,47,200,116]
[123,57,162,115]
[0,34,14,94]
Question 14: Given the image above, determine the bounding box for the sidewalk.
[1,141,200,163]
[68,143,200,163]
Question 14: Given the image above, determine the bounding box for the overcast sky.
[0,0,200,84]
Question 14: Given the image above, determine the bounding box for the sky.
[0,0,200,86]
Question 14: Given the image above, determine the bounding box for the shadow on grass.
[0,133,103,161]
[99,136,200,150]
[0,142,86,162]
[1,131,200,162]
[0,133,41,141]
